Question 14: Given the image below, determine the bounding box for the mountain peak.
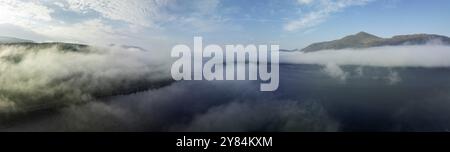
[344,32,381,40]
[356,31,371,35]
[356,31,379,37]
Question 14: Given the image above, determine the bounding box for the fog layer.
[2,44,450,132]
[0,44,172,114]
[281,45,450,67]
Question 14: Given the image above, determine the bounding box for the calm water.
[277,64,450,131]
[107,64,450,132]
[3,64,450,132]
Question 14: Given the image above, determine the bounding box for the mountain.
[0,36,91,52]
[0,37,149,53]
[301,32,450,52]
[280,49,299,52]
[0,42,90,52]
[109,44,148,51]
[0,36,34,44]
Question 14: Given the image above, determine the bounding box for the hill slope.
[0,36,34,44]
[301,32,450,52]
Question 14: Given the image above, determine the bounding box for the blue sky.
[0,0,449,50]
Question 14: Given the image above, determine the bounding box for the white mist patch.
[322,63,348,81]
[280,45,450,67]
[387,70,401,85]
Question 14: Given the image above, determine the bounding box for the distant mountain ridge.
[0,36,87,52]
[0,36,34,44]
[301,32,450,52]
[0,41,90,53]
[0,37,148,53]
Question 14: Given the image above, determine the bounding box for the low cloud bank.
[0,44,172,114]
[280,45,450,67]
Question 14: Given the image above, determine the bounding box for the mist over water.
[3,64,450,132]
[0,44,172,115]
[2,45,450,131]
[281,45,450,67]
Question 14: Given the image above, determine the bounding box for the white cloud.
[192,0,220,15]
[0,0,226,47]
[285,0,373,31]
[0,0,54,25]
[168,0,225,33]
[65,0,171,27]
[298,0,315,5]
[0,0,107,44]
[35,19,126,44]
[284,11,327,31]
[0,0,177,48]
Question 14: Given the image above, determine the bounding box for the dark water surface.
[3,64,450,132]
[277,64,450,131]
